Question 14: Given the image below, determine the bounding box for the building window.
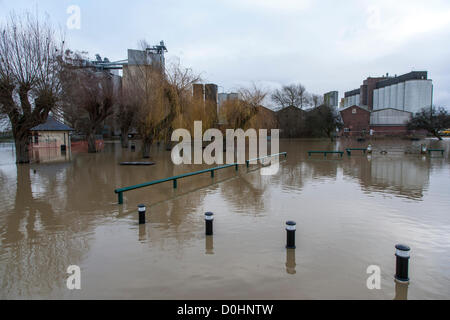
[352,108,357,114]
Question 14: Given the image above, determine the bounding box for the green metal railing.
[246,152,288,167]
[115,153,287,204]
[346,148,368,156]
[428,149,445,156]
[308,151,344,158]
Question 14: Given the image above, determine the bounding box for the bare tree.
[60,50,115,153]
[0,12,64,163]
[239,83,268,108]
[311,94,324,108]
[166,59,202,99]
[408,106,450,140]
[271,83,308,109]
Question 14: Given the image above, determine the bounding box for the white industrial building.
[343,71,433,114]
[340,71,433,135]
[343,89,361,109]
[324,91,339,108]
[127,41,167,71]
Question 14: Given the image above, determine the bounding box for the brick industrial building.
[340,71,433,136]
[340,106,371,137]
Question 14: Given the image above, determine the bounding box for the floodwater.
[0,138,449,300]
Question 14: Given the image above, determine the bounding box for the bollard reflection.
[205,236,214,255]
[394,280,409,300]
[139,224,147,242]
[285,249,296,275]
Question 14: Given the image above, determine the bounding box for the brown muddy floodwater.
[0,138,449,300]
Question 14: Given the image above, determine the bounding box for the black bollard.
[205,212,214,236]
[139,224,147,242]
[205,236,214,255]
[138,204,146,225]
[286,249,296,275]
[286,221,296,249]
[395,244,410,283]
[394,280,409,300]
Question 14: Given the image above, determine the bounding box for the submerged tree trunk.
[142,138,152,159]
[87,131,97,153]
[14,133,31,164]
[164,129,173,151]
[431,130,443,141]
[121,130,129,148]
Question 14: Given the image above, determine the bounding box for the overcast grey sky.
[1,0,449,108]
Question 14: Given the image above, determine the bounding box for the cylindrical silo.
[405,80,418,113]
[397,82,405,111]
[379,88,385,109]
[373,88,379,110]
[390,84,398,109]
[384,85,391,109]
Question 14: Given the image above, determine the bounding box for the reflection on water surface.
[0,139,449,299]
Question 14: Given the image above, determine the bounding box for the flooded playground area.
[0,138,449,299]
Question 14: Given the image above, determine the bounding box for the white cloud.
[337,1,450,60]
[1,0,450,105]
[225,0,312,13]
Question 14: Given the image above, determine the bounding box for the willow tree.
[162,60,202,149]
[123,62,171,158]
[221,84,268,130]
[123,53,202,158]
[0,12,64,163]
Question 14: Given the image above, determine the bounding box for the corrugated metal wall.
[370,109,412,125]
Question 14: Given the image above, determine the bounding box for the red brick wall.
[340,106,370,136]
[365,77,387,110]
[370,126,409,135]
